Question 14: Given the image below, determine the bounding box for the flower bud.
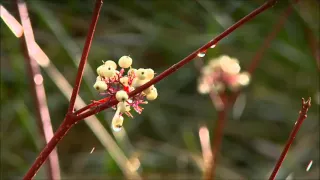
[104,60,117,69]
[127,68,137,77]
[132,79,147,88]
[146,68,155,79]
[237,72,250,86]
[120,77,129,86]
[111,115,124,132]
[143,85,154,94]
[118,56,133,68]
[146,87,158,100]
[96,76,103,82]
[93,81,108,92]
[117,101,131,113]
[99,65,116,78]
[116,90,129,102]
[137,68,147,80]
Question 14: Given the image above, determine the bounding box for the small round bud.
[127,68,137,77]
[146,68,155,79]
[96,76,103,82]
[96,65,104,75]
[132,79,147,88]
[117,101,131,113]
[146,87,158,101]
[111,115,124,132]
[104,60,117,69]
[137,68,147,80]
[118,56,133,68]
[237,72,250,86]
[93,81,108,92]
[120,77,129,86]
[143,85,154,94]
[116,90,129,102]
[99,65,116,78]
[198,83,210,94]
[220,56,240,75]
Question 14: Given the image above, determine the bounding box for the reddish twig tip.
[268,97,311,180]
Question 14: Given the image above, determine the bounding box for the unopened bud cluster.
[197,55,250,94]
[93,56,158,132]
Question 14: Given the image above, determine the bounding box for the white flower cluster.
[198,55,250,94]
[93,56,158,132]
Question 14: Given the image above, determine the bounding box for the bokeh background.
[1,0,319,179]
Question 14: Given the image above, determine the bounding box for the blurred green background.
[1,0,319,179]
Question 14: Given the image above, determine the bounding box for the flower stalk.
[268,98,311,180]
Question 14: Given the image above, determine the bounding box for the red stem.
[268,98,311,180]
[67,0,103,114]
[17,1,60,180]
[205,95,228,180]
[230,0,296,106]
[23,1,103,179]
[247,0,299,75]
[23,120,74,180]
[304,27,320,71]
[75,0,277,121]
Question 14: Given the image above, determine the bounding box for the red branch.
[67,0,103,114]
[16,1,60,180]
[230,0,297,106]
[206,94,228,180]
[22,0,103,179]
[268,98,311,180]
[247,0,299,75]
[304,27,320,71]
[75,0,277,121]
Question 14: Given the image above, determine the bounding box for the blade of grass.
[16,1,61,179]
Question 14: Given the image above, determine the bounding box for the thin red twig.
[204,94,228,180]
[247,0,298,75]
[230,0,297,106]
[268,97,311,180]
[23,0,103,179]
[75,0,277,122]
[304,27,320,71]
[67,0,103,114]
[16,1,60,180]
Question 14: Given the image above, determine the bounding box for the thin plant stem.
[0,4,23,37]
[304,27,320,71]
[16,0,60,180]
[23,0,103,179]
[247,0,299,75]
[75,0,277,121]
[67,0,103,114]
[230,0,297,106]
[208,94,228,180]
[268,97,311,180]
